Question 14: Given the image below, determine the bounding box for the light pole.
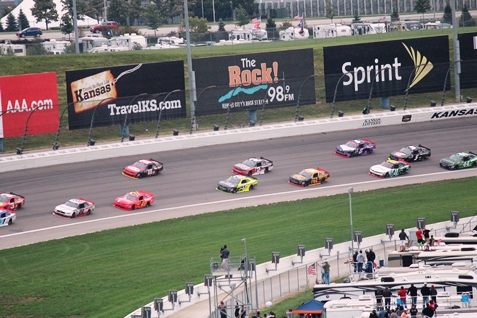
[365,66,391,115]
[441,60,462,106]
[330,70,357,118]
[87,97,115,146]
[155,89,181,138]
[403,63,428,111]
[121,93,147,143]
[348,187,354,253]
[295,74,318,122]
[191,85,216,135]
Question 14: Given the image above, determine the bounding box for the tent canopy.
[292,299,324,314]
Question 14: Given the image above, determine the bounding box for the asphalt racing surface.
[1,117,476,250]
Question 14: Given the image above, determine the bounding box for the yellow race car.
[216,175,258,193]
[289,167,330,187]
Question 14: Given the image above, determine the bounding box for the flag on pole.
[252,16,261,24]
[378,16,386,22]
[308,263,317,275]
[294,13,303,20]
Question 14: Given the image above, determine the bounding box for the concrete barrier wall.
[2,103,476,173]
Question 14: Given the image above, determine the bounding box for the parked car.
[90,21,119,33]
[17,27,42,38]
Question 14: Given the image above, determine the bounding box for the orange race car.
[113,190,154,210]
[0,192,25,210]
[288,168,330,187]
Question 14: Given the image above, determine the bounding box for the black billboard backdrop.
[65,61,186,130]
[458,32,477,89]
[323,36,450,103]
[193,49,316,116]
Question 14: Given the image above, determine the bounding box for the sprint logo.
[402,43,433,90]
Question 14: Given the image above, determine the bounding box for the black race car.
[389,145,431,162]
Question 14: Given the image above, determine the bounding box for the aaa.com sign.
[0,72,59,138]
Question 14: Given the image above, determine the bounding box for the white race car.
[369,159,411,178]
[54,198,95,218]
[0,209,16,226]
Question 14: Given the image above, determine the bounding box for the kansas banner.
[0,72,59,138]
[193,49,316,116]
[324,36,450,103]
[65,61,186,130]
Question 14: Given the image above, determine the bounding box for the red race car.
[113,190,154,210]
[122,159,163,179]
[0,192,25,210]
[232,157,273,176]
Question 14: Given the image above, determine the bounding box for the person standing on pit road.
[220,245,230,269]
[399,229,409,251]
[383,287,393,309]
[397,286,408,308]
[366,248,376,272]
[322,261,330,284]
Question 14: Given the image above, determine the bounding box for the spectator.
[367,248,376,270]
[400,308,409,318]
[397,286,408,308]
[357,250,366,272]
[219,301,227,318]
[370,309,379,318]
[353,250,358,272]
[429,235,436,246]
[322,261,330,284]
[409,304,418,318]
[240,305,246,318]
[422,303,434,317]
[407,284,418,306]
[423,226,433,243]
[389,309,398,318]
[340,294,351,299]
[399,229,409,251]
[221,245,230,269]
[396,306,404,316]
[286,308,293,318]
[235,301,240,318]
[383,287,393,309]
[430,285,438,302]
[421,283,430,308]
[416,228,424,250]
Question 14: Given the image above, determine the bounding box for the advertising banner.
[323,36,450,103]
[0,72,59,138]
[193,49,316,116]
[457,32,477,89]
[65,61,186,130]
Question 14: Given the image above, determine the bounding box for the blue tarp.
[292,299,324,314]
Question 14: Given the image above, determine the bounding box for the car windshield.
[225,176,241,186]
[124,193,137,200]
[299,170,312,178]
[133,162,147,169]
[399,147,413,155]
[381,161,394,168]
[449,154,463,162]
[0,195,9,203]
[344,141,358,149]
[241,159,257,167]
[64,201,79,208]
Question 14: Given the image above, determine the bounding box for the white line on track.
[2,169,474,240]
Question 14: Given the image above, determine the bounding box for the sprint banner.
[192,49,316,116]
[323,36,450,103]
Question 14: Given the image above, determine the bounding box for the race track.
[1,117,476,250]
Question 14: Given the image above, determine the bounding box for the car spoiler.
[80,197,95,205]
[137,190,154,197]
[362,138,376,145]
[418,144,431,151]
[469,151,477,156]
[9,192,25,198]
[149,158,163,165]
[316,167,330,174]
[260,156,273,163]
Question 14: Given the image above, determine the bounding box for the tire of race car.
[17,204,22,210]
[146,202,150,207]
[320,178,325,184]
[71,212,76,218]
[233,188,238,193]
[248,171,252,177]
[250,185,254,190]
[384,173,390,178]
[131,205,135,210]
[8,219,12,225]
[265,168,269,173]
[137,173,143,179]
[86,209,91,215]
